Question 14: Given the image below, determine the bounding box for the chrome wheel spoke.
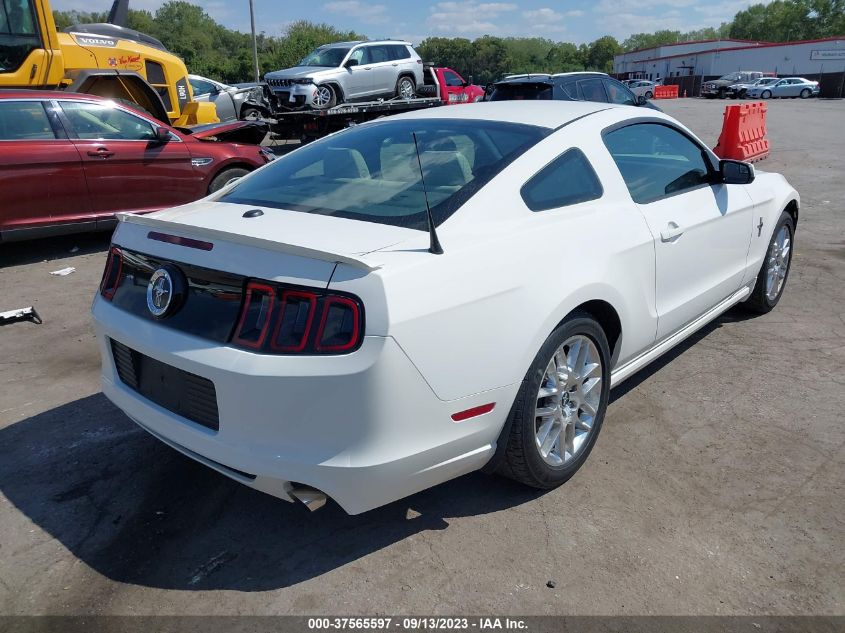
[534,334,604,466]
[765,225,790,301]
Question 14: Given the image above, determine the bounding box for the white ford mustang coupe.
[93,101,798,514]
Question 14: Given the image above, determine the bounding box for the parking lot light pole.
[249,0,260,82]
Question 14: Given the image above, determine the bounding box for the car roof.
[0,89,112,101]
[385,100,620,130]
[496,71,609,85]
[320,40,410,48]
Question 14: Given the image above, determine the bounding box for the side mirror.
[344,58,359,68]
[720,159,755,184]
[637,94,647,105]
[154,127,171,143]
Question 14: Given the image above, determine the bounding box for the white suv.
[265,40,424,110]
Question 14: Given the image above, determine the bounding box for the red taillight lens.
[232,282,276,349]
[232,280,363,355]
[99,247,123,300]
[315,296,361,353]
[270,290,317,352]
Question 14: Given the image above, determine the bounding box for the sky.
[51,0,763,44]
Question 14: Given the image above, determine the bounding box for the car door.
[344,46,373,99]
[604,122,754,340]
[770,79,789,97]
[441,69,468,103]
[0,99,91,233]
[58,99,201,215]
[366,45,395,96]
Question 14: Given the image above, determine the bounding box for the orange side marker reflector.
[451,403,495,422]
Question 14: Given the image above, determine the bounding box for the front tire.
[396,75,416,100]
[761,90,772,99]
[498,312,610,489]
[208,167,250,194]
[744,211,794,314]
[312,84,337,110]
[718,88,727,99]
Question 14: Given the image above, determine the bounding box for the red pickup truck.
[417,66,485,105]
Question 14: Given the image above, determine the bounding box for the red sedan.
[0,90,275,242]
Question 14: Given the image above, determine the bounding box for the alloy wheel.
[534,335,602,467]
[765,225,791,301]
[398,78,415,99]
[313,86,334,108]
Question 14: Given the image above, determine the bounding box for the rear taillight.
[99,247,123,300]
[232,281,363,355]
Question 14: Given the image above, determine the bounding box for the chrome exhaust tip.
[290,486,327,511]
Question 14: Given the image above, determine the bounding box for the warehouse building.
[613,37,845,97]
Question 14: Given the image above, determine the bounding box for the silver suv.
[265,40,424,110]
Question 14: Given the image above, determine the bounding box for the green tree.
[586,35,621,72]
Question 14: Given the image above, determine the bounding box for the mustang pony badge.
[146,265,185,318]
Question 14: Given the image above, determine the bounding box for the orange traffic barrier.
[653,84,679,99]
[713,102,770,162]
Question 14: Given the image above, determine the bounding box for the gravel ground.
[0,97,842,616]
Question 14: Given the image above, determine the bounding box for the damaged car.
[0,91,274,242]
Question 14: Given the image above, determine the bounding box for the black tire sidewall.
[515,315,611,488]
[645,91,653,99]
[747,211,795,312]
[209,167,250,194]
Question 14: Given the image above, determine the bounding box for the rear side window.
[389,45,411,60]
[521,148,603,211]
[0,101,56,140]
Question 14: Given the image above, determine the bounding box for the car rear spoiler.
[116,212,382,271]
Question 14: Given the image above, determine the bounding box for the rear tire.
[208,167,250,194]
[396,76,416,100]
[800,88,811,99]
[497,312,610,489]
[744,211,794,314]
[645,90,653,99]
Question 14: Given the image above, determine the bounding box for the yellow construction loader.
[0,0,217,125]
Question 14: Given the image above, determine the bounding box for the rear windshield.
[220,119,549,230]
[490,83,553,101]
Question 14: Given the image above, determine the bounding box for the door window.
[59,101,157,141]
[363,45,389,64]
[443,70,464,87]
[604,123,712,204]
[0,0,40,73]
[189,78,216,96]
[388,44,410,60]
[603,79,636,105]
[0,101,56,139]
[521,148,603,211]
[576,78,608,103]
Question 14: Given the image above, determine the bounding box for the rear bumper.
[92,297,515,514]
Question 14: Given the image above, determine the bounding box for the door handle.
[660,221,684,242]
[392,63,398,66]
[87,148,114,158]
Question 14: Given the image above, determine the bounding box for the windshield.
[490,83,553,101]
[756,78,777,85]
[298,46,350,67]
[220,119,550,230]
[0,0,40,73]
[719,73,743,82]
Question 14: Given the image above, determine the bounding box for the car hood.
[265,66,336,80]
[119,200,420,270]
[176,120,268,144]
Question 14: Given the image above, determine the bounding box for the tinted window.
[603,79,636,106]
[0,101,56,139]
[364,45,390,64]
[490,82,552,101]
[521,148,603,211]
[0,0,40,73]
[389,44,411,60]
[60,101,157,140]
[576,78,608,103]
[604,123,712,204]
[557,81,577,100]
[221,119,549,230]
[443,70,464,87]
